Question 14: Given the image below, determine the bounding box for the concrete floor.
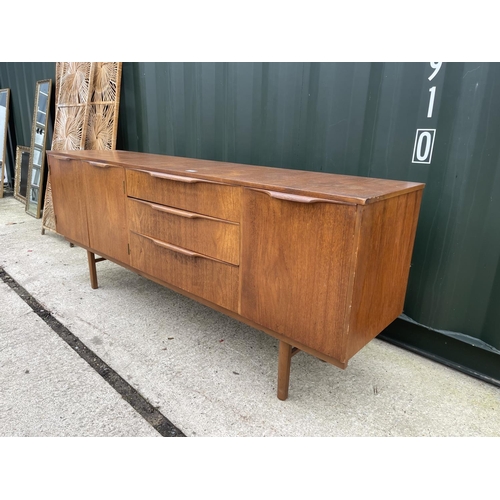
[1,195,499,437]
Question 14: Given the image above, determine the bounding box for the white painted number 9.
[428,62,442,81]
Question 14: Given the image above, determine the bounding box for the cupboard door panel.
[48,156,89,247]
[127,198,240,265]
[240,189,358,361]
[126,169,241,222]
[83,161,129,264]
[129,232,239,312]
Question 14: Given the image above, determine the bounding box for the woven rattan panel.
[42,62,122,233]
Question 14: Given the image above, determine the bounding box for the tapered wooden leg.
[87,250,98,289]
[277,340,293,401]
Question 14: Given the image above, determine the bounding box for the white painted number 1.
[427,86,436,118]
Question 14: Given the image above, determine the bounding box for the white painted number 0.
[416,132,432,161]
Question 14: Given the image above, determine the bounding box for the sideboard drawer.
[129,231,239,312]
[126,169,241,222]
[127,198,240,265]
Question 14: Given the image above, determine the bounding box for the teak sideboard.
[47,150,425,400]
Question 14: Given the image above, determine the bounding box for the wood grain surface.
[49,150,424,205]
[127,198,240,265]
[240,188,358,360]
[84,161,129,265]
[48,156,90,247]
[346,190,424,359]
[129,231,239,312]
[126,168,241,222]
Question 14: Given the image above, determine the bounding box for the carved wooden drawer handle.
[150,237,199,257]
[250,188,346,205]
[149,172,200,183]
[133,232,200,256]
[135,199,238,224]
[51,155,72,161]
[88,161,110,168]
[135,169,222,185]
[142,200,203,219]
[133,232,236,265]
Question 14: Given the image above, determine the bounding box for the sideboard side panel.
[346,189,423,359]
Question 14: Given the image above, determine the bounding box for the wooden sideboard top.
[47,150,425,205]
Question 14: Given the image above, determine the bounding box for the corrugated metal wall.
[2,62,499,379]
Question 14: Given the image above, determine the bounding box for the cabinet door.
[48,156,89,247]
[240,189,358,361]
[83,160,129,264]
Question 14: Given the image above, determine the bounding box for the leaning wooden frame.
[13,145,30,203]
[0,88,10,199]
[25,79,53,219]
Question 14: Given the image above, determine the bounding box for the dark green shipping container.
[1,62,499,384]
